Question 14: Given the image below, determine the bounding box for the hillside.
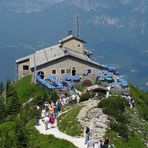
[0,76,148,147]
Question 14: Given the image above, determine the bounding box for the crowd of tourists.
[36,98,63,130]
[35,93,80,130]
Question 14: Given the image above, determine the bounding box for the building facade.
[16,34,105,81]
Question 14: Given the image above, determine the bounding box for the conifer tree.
[6,79,12,98]
[0,82,4,95]
[15,117,28,148]
[5,88,21,116]
[0,99,5,122]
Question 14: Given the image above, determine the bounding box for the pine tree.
[0,99,5,122]
[15,117,28,148]
[0,82,4,95]
[5,88,21,116]
[6,79,12,98]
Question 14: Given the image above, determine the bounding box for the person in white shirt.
[41,109,46,120]
[44,115,49,130]
[87,137,95,148]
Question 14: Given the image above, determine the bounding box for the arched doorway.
[72,67,76,76]
[37,71,44,79]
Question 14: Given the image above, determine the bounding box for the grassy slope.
[58,104,83,136]
[14,75,39,103]
[0,76,77,148]
[0,122,17,148]
[13,75,52,104]
[0,120,76,148]
[130,84,148,121]
[102,85,148,148]
[2,76,148,147]
[106,130,145,148]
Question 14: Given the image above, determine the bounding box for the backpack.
[86,127,90,134]
[50,117,55,124]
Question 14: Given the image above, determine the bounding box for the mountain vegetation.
[0,75,147,147]
[0,76,76,148]
[98,89,148,148]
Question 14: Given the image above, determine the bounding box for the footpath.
[35,99,108,148]
[36,119,85,148]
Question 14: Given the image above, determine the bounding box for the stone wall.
[63,39,84,54]
[35,56,102,79]
[17,59,30,80]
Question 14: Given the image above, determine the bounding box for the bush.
[110,120,128,139]
[98,96,128,120]
[80,92,91,102]
[130,84,148,121]
[82,80,92,87]
[98,95,129,139]
[0,122,17,148]
[75,84,85,92]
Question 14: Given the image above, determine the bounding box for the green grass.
[130,84,148,121]
[75,84,85,92]
[26,120,76,148]
[106,130,145,148]
[58,104,83,136]
[14,75,38,103]
[0,121,17,148]
[13,75,51,103]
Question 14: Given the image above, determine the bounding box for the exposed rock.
[77,101,109,142]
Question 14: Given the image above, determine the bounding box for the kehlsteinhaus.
[16,33,113,81]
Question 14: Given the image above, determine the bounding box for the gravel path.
[77,99,109,142]
[77,99,99,127]
[35,120,86,148]
[35,99,107,148]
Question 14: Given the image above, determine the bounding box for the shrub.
[110,120,128,139]
[98,96,128,120]
[117,123,128,140]
[75,84,85,92]
[130,84,148,121]
[80,92,91,102]
[82,80,92,87]
[98,95,129,139]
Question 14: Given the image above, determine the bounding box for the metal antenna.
[76,13,80,37]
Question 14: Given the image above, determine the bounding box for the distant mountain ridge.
[0,0,147,89]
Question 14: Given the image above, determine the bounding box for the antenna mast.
[76,13,80,37]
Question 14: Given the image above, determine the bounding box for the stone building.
[16,34,106,81]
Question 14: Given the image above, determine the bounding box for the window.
[78,44,80,47]
[66,69,71,74]
[23,65,29,70]
[88,69,91,74]
[52,70,56,74]
[61,70,65,74]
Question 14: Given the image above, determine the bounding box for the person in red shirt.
[50,114,55,128]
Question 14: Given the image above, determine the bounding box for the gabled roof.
[16,35,103,69]
[86,84,108,91]
[59,35,86,44]
[29,45,102,68]
[16,43,102,69]
[16,55,31,63]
